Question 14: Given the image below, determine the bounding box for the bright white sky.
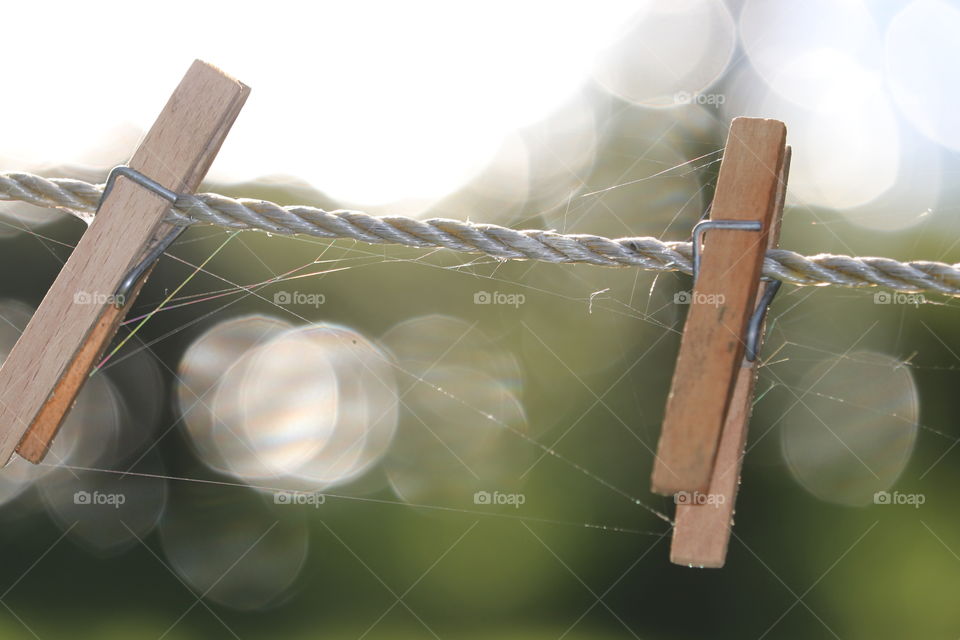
[2,0,956,231]
[0,1,640,206]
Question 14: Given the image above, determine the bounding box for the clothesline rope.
[1,171,958,296]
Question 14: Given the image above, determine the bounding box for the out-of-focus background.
[1,1,959,638]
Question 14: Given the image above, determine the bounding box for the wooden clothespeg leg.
[670,145,791,569]
[0,61,249,464]
[650,117,787,496]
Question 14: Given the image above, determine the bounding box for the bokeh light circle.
[381,315,523,395]
[739,0,880,109]
[177,315,294,474]
[594,0,736,108]
[781,351,919,506]
[283,325,399,488]
[39,452,167,555]
[886,0,960,151]
[719,62,941,230]
[181,318,398,490]
[384,365,530,508]
[211,330,340,479]
[159,487,308,611]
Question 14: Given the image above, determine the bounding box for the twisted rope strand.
[2,171,959,296]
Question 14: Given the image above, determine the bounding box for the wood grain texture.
[670,147,791,569]
[0,60,249,463]
[651,118,786,496]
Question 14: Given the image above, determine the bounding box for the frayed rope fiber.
[2,171,959,296]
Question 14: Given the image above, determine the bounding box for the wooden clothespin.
[650,118,789,566]
[0,60,249,464]
[670,141,791,568]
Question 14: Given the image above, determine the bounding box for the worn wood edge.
[651,118,786,496]
[670,145,791,568]
[15,274,151,461]
[6,60,249,464]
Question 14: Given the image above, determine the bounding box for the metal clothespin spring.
[97,166,189,308]
[744,278,780,362]
[690,219,779,363]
